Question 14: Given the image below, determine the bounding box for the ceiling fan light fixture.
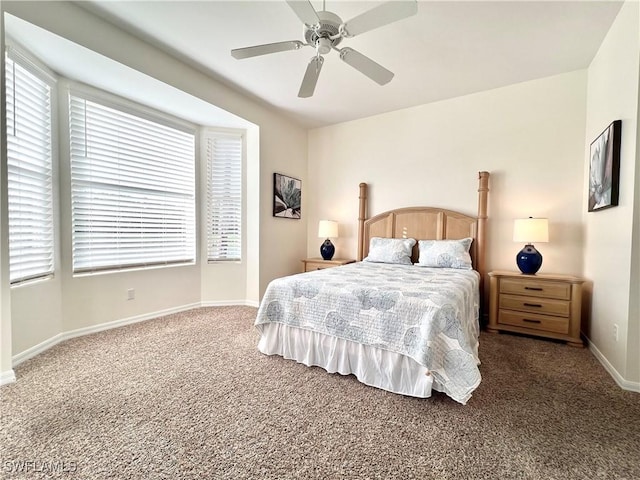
[303,10,342,47]
[316,37,332,55]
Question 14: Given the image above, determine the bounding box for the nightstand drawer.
[499,294,570,317]
[488,271,586,347]
[305,261,334,271]
[500,278,570,300]
[302,258,355,272]
[498,310,569,334]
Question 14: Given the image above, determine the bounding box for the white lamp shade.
[318,220,338,238]
[513,218,549,243]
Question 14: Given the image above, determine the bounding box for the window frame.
[5,42,58,286]
[67,82,198,275]
[204,129,244,263]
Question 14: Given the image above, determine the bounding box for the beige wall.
[308,70,588,278]
[583,0,639,387]
[0,1,308,375]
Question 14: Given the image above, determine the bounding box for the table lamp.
[318,220,338,260]
[513,217,548,274]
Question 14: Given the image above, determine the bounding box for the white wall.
[0,1,308,376]
[583,0,639,387]
[308,70,588,281]
[260,123,309,283]
[0,11,15,384]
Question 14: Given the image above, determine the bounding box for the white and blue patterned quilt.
[255,262,481,403]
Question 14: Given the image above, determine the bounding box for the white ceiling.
[79,1,622,128]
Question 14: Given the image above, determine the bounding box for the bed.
[255,171,490,404]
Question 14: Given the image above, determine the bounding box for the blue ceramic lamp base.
[320,239,335,260]
[516,243,543,274]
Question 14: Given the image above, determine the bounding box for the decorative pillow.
[415,238,473,270]
[363,237,416,265]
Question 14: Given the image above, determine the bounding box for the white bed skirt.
[257,323,434,398]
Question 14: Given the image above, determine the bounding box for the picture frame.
[588,120,621,212]
[273,173,301,219]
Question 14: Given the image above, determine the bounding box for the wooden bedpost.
[476,171,490,313]
[357,183,368,261]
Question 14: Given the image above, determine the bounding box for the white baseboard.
[11,301,253,369]
[12,332,65,370]
[202,299,259,308]
[61,302,202,343]
[1,369,16,386]
[587,338,640,393]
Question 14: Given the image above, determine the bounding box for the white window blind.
[69,93,196,273]
[5,52,55,284]
[207,134,242,261]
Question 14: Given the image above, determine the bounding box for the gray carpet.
[1,306,639,479]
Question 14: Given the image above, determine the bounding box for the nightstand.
[487,270,585,347]
[302,258,355,272]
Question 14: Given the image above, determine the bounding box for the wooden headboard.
[357,171,490,298]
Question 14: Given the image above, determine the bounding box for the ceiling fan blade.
[339,47,394,85]
[231,41,305,59]
[286,0,320,27]
[343,0,418,37]
[298,56,324,98]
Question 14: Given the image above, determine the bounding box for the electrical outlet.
[613,324,619,342]
[127,288,135,300]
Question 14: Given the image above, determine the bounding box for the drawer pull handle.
[523,303,542,308]
[523,318,541,324]
[524,286,543,291]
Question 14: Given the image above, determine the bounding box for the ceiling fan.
[231,0,418,98]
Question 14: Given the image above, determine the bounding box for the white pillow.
[415,238,473,270]
[363,237,416,265]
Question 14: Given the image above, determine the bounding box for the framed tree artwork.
[273,173,301,219]
[588,120,621,212]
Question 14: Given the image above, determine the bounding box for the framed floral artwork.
[588,120,621,212]
[273,173,301,219]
